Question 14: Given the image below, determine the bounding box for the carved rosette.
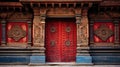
[94,24,113,41]
[8,25,26,41]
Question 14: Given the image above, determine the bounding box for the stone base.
[92,56,120,64]
[29,56,45,65]
[76,56,93,64]
[0,56,29,64]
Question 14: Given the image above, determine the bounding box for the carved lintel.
[9,12,32,20]
[46,8,75,17]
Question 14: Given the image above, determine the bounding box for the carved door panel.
[45,19,76,62]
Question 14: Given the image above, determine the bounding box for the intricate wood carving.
[8,25,26,41]
[89,11,120,20]
[0,12,32,20]
[8,12,32,19]
[77,9,89,46]
[8,25,26,42]
[94,24,114,41]
[47,8,75,17]
[33,16,45,47]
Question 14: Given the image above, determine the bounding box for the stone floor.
[0,65,120,67]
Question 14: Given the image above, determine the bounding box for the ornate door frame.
[32,7,90,63]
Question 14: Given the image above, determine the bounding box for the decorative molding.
[0,12,32,20]
[94,24,113,41]
[46,8,75,17]
[89,11,120,20]
[8,25,26,41]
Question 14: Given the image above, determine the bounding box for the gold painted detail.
[94,24,113,41]
[8,25,26,41]
[66,27,71,32]
[65,40,71,47]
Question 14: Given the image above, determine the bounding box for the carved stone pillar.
[1,20,6,46]
[114,21,119,45]
[76,8,92,64]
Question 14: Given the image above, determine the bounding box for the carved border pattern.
[94,24,113,41]
[8,25,26,41]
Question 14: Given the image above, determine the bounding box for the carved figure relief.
[77,16,89,46]
[33,16,45,47]
[8,25,26,41]
[94,24,113,41]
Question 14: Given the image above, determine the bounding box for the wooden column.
[27,21,32,47]
[1,20,6,46]
[90,21,94,45]
[114,21,119,45]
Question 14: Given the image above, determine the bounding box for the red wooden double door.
[45,18,76,62]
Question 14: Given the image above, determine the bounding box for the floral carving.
[8,25,26,41]
[94,24,113,41]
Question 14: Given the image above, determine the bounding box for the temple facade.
[0,0,120,65]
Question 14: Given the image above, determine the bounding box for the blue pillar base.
[76,56,93,64]
[30,56,45,65]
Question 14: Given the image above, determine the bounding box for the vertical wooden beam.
[1,20,6,46]
[90,21,94,45]
[27,21,32,47]
[114,21,119,45]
